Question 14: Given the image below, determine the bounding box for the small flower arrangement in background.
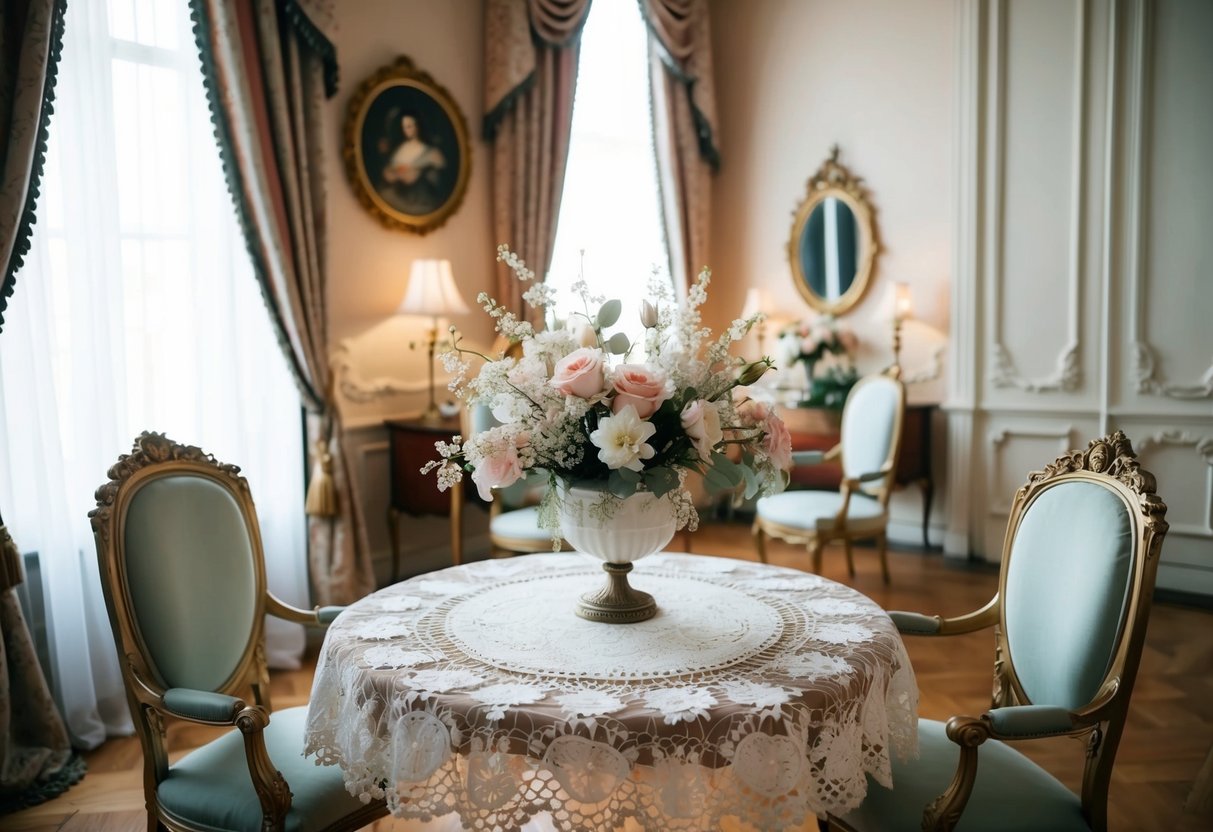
[777,315,860,409]
[423,246,793,539]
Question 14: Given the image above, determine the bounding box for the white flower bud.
[575,322,598,348]
[640,300,659,329]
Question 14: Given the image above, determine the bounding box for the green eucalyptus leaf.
[606,332,631,355]
[703,467,737,494]
[616,466,642,484]
[741,464,761,500]
[608,470,640,499]
[644,466,679,497]
[710,451,743,480]
[597,299,622,328]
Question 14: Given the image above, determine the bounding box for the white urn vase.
[558,482,677,623]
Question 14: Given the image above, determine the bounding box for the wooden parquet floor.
[7,520,1212,831]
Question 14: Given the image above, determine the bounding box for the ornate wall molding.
[1121,0,1213,399]
[904,345,947,385]
[986,425,1076,514]
[333,339,431,403]
[987,0,1085,395]
[1134,428,1213,536]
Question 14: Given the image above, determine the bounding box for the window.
[0,0,306,746]
[547,0,672,348]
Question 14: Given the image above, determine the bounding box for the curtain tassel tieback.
[305,439,338,517]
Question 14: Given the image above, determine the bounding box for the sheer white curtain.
[548,0,671,346]
[0,0,307,747]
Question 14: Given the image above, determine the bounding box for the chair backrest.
[995,431,1167,812]
[839,372,906,499]
[90,433,272,774]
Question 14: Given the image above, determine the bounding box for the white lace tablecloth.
[304,553,918,831]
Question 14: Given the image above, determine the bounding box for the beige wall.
[707,0,953,386]
[324,1,495,581]
[326,0,494,430]
[708,0,955,545]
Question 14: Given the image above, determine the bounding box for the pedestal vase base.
[576,562,657,624]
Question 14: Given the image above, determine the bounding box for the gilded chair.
[752,371,906,580]
[452,403,570,561]
[89,432,387,832]
[830,431,1169,832]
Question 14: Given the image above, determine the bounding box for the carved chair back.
[89,432,274,786]
[992,432,1168,821]
[839,371,905,503]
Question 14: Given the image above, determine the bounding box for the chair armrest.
[984,705,1079,739]
[890,596,1000,636]
[162,688,243,723]
[266,592,343,625]
[790,444,841,467]
[889,611,942,635]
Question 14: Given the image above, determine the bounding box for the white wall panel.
[990,0,1084,395]
[949,0,1213,596]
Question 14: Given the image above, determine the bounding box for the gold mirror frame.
[787,146,880,316]
[343,56,471,236]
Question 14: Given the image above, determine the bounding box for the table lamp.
[891,282,914,379]
[741,287,772,355]
[399,259,470,423]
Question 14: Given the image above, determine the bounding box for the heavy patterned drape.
[0,0,81,811]
[0,0,66,332]
[483,0,591,317]
[641,0,720,292]
[190,0,374,605]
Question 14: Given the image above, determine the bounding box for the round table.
[304,553,918,831]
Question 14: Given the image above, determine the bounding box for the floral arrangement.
[777,315,860,409]
[423,246,793,538]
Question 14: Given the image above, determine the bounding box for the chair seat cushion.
[158,706,370,832]
[490,506,552,542]
[836,718,1088,832]
[756,490,886,533]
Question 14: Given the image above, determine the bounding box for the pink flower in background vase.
[550,347,606,398]
[611,364,671,418]
[740,400,793,471]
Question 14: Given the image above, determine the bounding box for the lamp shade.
[398,259,470,318]
[894,282,914,321]
[741,287,771,320]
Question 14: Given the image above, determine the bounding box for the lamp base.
[418,401,443,425]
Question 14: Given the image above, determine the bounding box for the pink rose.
[550,347,606,398]
[763,412,793,471]
[681,399,723,462]
[610,364,671,418]
[470,445,524,501]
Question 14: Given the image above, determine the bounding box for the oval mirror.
[788,147,879,316]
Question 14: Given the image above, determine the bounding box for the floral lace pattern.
[304,553,918,831]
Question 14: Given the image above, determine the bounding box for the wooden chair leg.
[810,538,824,574]
[877,532,891,583]
[752,523,768,564]
[843,538,855,577]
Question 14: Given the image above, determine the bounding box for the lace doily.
[304,553,918,831]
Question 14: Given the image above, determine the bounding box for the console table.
[777,403,937,548]
[384,415,462,581]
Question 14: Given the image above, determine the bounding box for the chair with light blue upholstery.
[89,432,387,832]
[752,370,906,580]
[454,402,569,560]
[829,431,1169,832]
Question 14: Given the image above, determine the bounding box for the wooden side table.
[385,415,463,582]
[776,403,937,548]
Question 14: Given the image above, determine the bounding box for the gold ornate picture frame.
[343,56,471,235]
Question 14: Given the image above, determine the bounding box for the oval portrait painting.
[344,56,471,235]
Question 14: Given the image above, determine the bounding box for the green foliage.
[597,299,622,329]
